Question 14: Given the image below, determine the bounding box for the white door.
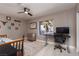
[76,12,79,52]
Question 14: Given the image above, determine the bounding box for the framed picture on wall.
[30,22,37,29]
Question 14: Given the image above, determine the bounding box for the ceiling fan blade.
[28,13,32,16]
[24,8,26,12]
[18,12,24,13]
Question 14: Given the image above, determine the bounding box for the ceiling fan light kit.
[25,11,28,14]
[18,7,33,16]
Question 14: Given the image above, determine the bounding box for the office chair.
[54,33,66,52]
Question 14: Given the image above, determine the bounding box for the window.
[39,20,54,35]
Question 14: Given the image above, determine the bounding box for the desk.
[43,32,54,46]
[44,33,71,53]
[64,34,71,53]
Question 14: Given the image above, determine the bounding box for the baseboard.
[37,39,75,51]
[37,39,55,45]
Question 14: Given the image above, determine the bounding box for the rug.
[24,40,45,56]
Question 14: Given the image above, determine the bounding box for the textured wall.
[0,14,27,39]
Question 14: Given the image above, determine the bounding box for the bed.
[0,34,24,56]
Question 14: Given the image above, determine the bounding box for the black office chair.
[54,33,66,52]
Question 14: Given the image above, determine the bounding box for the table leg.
[45,35,48,46]
[67,38,70,53]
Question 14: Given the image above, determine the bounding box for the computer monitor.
[56,27,69,34]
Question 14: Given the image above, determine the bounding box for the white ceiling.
[0,3,76,20]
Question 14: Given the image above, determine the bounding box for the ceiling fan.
[18,7,33,16]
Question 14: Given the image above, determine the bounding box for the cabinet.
[27,33,36,41]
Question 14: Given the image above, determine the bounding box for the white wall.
[0,14,27,39]
[26,8,76,47]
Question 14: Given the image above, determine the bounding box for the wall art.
[0,25,1,29]
[6,16,11,21]
[18,24,20,26]
[11,23,14,26]
[15,27,19,30]
[0,20,8,25]
[8,26,11,30]
[30,22,37,29]
[14,20,21,23]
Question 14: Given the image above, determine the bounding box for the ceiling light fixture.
[25,11,28,14]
